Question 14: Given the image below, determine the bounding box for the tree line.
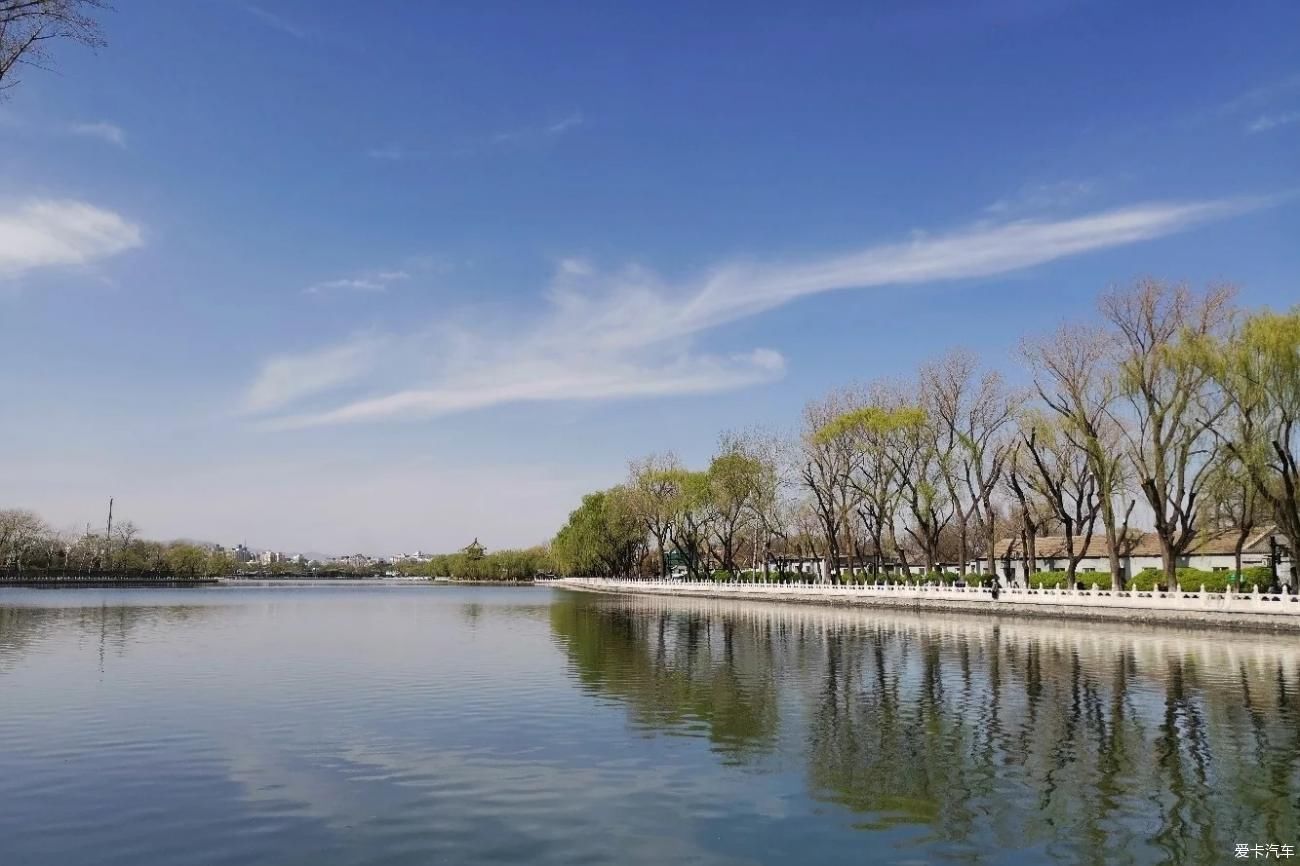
[549,280,1300,591]
[0,509,234,578]
[393,547,553,581]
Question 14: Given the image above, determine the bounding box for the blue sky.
[1,0,1297,554]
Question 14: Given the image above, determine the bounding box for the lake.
[1,584,1296,865]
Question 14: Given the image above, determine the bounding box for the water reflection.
[550,595,781,761]
[3,587,1297,866]
[551,592,1300,864]
[0,598,220,673]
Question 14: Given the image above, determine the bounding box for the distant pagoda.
[462,538,486,560]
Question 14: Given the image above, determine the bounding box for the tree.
[627,453,683,578]
[1204,306,1300,590]
[205,548,237,577]
[666,470,715,580]
[705,433,771,576]
[0,508,47,570]
[164,542,208,578]
[819,384,915,576]
[886,403,952,574]
[1024,324,1133,589]
[551,487,645,577]
[745,432,790,579]
[108,518,138,568]
[1202,454,1262,581]
[801,392,861,581]
[0,0,106,94]
[921,350,1023,575]
[1016,412,1103,585]
[1101,279,1235,581]
[1004,441,1044,580]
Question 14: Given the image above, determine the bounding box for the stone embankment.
[555,577,1300,632]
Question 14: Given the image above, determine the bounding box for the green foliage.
[417,546,552,580]
[1242,565,1275,585]
[551,487,644,577]
[1126,567,1261,593]
[1028,571,1070,589]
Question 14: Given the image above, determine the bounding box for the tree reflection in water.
[0,599,220,675]
[551,592,1300,864]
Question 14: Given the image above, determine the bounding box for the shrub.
[1242,565,1275,586]
[1183,568,1231,593]
[1129,567,1236,593]
[1128,568,1165,592]
[1028,570,1070,589]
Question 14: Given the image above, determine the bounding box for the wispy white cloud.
[259,349,785,430]
[304,269,410,294]
[545,111,585,136]
[1220,72,1300,115]
[984,179,1094,215]
[244,195,1266,429]
[246,4,307,39]
[70,121,126,148]
[492,111,585,145]
[0,199,143,279]
[1218,72,1300,134]
[1247,109,1300,134]
[242,335,384,414]
[367,113,584,162]
[366,144,420,161]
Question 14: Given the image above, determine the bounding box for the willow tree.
[551,487,645,577]
[886,403,952,574]
[1205,306,1300,590]
[817,383,921,576]
[706,434,771,576]
[821,405,892,575]
[801,392,861,582]
[1201,455,1263,580]
[667,470,715,580]
[628,453,684,578]
[1102,279,1235,582]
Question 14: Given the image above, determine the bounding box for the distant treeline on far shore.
[0,507,554,581]
[393,548,553,581]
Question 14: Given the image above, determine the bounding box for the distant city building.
[332,553,376,569]
[232,544,254,564]
[391,550,433,563]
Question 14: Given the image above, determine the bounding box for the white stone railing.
[555,576,1300,617]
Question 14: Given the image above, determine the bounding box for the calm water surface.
[1,585,1297,865]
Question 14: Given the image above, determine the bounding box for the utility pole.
[104,497,113,570]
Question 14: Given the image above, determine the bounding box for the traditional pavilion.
[462,538,486,560]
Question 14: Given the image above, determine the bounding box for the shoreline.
[555,577,1300,633]
[0,578,220,588]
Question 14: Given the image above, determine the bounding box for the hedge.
[1022,565,1278,593]
[1130,566,1277,593]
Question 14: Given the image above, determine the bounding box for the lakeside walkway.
[555,576,1300,632]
